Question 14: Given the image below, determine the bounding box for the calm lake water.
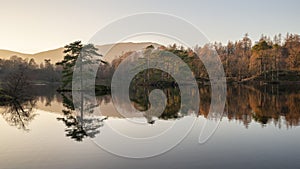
[0,84,300,169]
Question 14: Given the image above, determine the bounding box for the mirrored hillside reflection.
[1,84,300,140]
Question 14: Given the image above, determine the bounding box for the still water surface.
[0,84,299,169]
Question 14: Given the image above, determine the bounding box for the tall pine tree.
[56,41,105,89]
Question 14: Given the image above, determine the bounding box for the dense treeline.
[0,55,61,83]
[214,33,300,80]
[1,33,300,87]
[111,33,300,84]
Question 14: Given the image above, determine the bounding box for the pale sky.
[0,0,299,53]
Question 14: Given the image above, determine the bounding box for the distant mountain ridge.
[0,48,64,65]
[0,42,161,64]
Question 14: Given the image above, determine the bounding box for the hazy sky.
[0,0,299,53]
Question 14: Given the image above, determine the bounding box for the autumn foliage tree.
[284,34,300,69]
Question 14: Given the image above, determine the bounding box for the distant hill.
[0,42,161,64]
[96,42,161,63]
[0,48,64,64]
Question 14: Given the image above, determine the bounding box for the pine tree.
[56,41,105,89]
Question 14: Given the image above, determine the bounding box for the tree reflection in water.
[1,82,299,136]
[108,84,300,129]
[0,100,36,131]
[0,65,37,130]
[222,84,300,128]
[57,92,107,141]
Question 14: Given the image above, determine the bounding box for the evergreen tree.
[56,41,83,89]
[56,41,105,89]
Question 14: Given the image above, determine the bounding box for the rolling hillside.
[0,42,161,64]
